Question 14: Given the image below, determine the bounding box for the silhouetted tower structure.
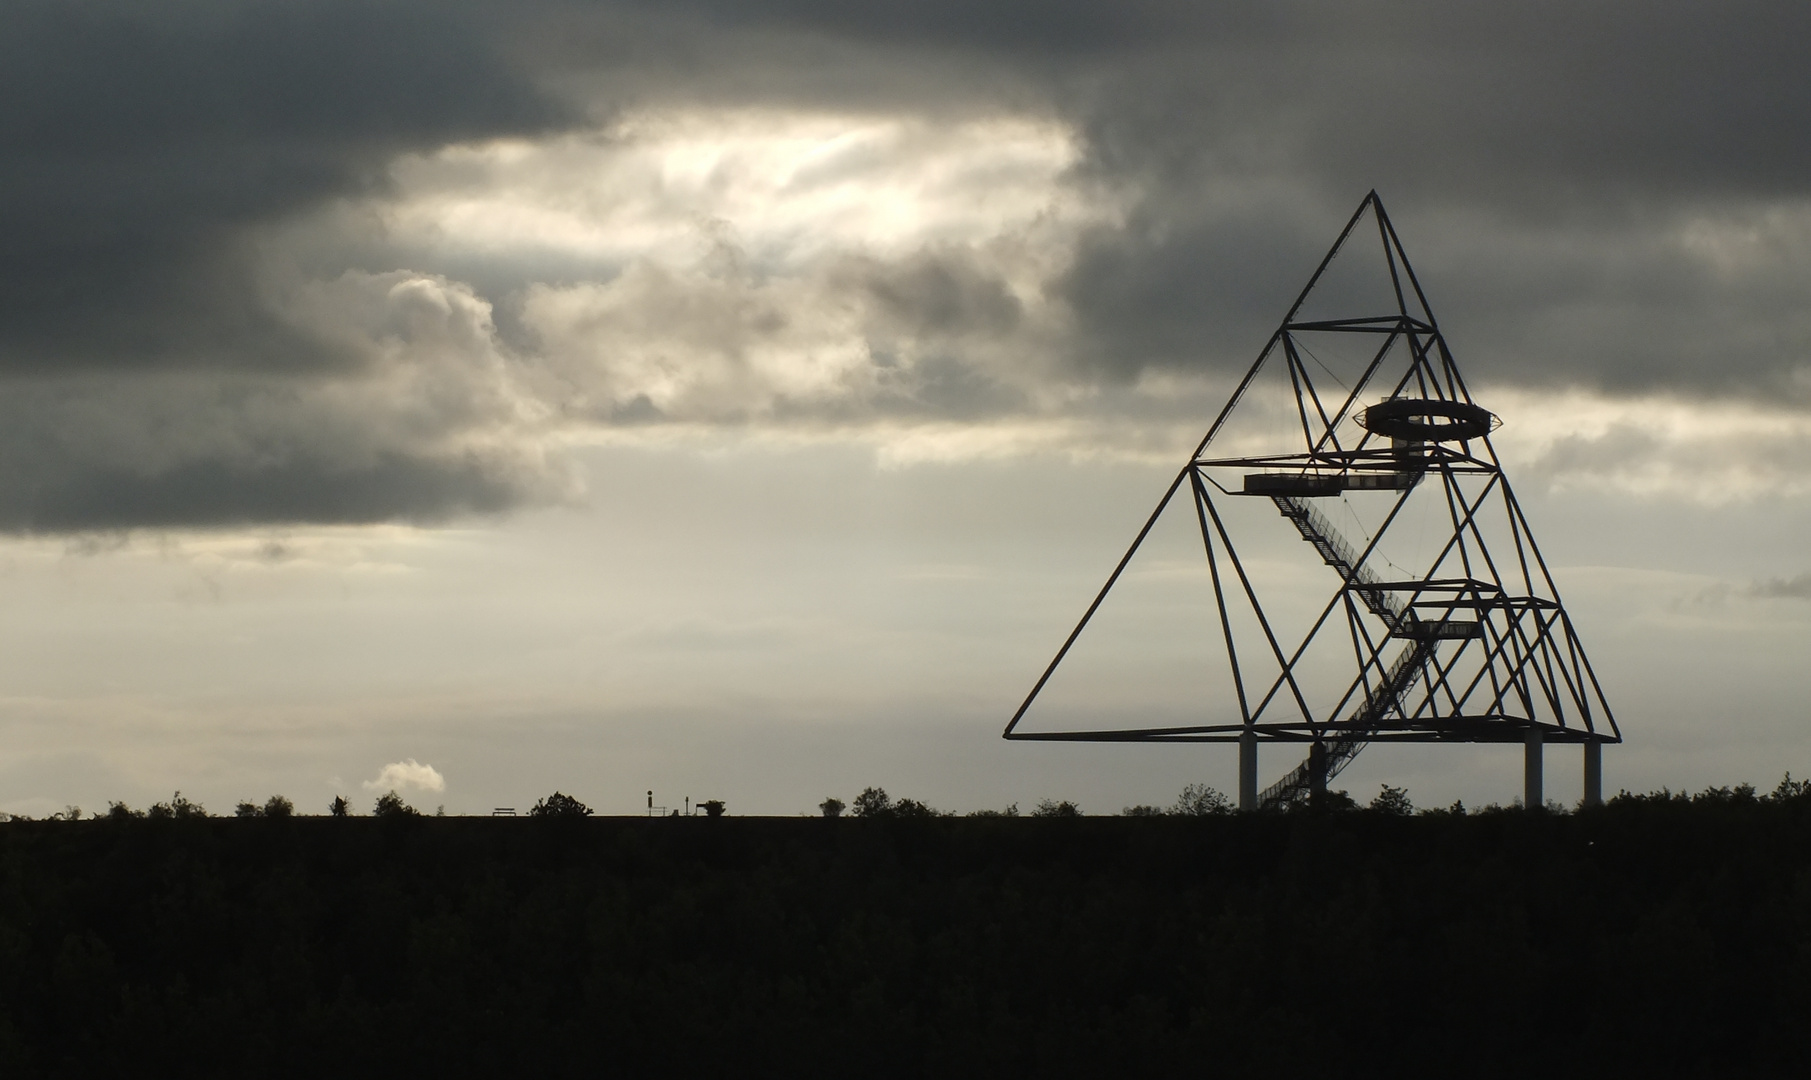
[1003,193,1618,809]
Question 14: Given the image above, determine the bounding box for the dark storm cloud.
[0,453,521,532]
[613,0,1204,56]
[0,0,570,529]
[0,0,565,373]
[5,0,1809,529]
[533,0,1811,394]
[1042,2,1811,391]
[603,0,1810,200]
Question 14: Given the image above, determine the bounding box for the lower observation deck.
[1241,471,1420,496]
[1392,618,1481,640]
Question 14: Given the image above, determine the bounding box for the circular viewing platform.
[1360,398,1496,442]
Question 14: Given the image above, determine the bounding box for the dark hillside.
[2,796,1808,1075]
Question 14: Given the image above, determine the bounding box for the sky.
[2,0,1809,817]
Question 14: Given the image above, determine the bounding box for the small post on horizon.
[1239,730,1257,811]
[1583,740,1602,807]
[1524,728,1543,810]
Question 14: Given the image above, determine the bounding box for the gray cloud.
[5,0,1810,529]
[1045,2,1811,392]
[1751,574,1811,601]
[0,0,566,372]
[851,250,1023,339]
[438,0,1811,402]
[0,452,521,532]
[0,1,570,527]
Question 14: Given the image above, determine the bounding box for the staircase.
[1273,496,1407,629]
[1258,494,1436,808]
[1257,636,1437,807]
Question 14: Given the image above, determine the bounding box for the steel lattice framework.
[1002,192,1618,808]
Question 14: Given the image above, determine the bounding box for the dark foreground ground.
[2,795,1809,1075]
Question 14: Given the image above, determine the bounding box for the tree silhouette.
[1369,784,1414,816]
[1173,784,1231,816]
[1316,789,1358,812]
[850,788,942,817]
[148,792,207,819]
[7,772,1811,1071]
[529,792,592,818]
[373,790,418,817]
[890,798,939,818]
[968,803,1020,818]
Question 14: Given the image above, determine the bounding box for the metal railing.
[1273,496,1407,628]
[1259,496,1438,808]
[1256,637,1436,807]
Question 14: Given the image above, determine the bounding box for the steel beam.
[1239,731,1257,811]
[1525,726,1543,810]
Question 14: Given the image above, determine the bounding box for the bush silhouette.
[968,803,1020,818]
[890,798,939,818]
[818,797,844,818]
[10,770,1811,1071]
[373,790,418,817]
[148,792,207,820]
[852,787,891,817]
[1173,783,1231,816]
[1031,799,1081,818]
[1313,789,1359,812]
[263,795,294,818]
[851,788,941,818]
[1370,784,1413,816]
[529,792,592,818]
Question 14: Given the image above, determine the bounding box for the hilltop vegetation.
[0,781,1808,1073]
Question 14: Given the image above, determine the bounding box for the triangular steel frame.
[1002,192,1619,807]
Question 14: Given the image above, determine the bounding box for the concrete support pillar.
[1524,727,1544,810]
[1239,730,1258,812]
[1583,740,1603,808]
[1308,740,1328,808]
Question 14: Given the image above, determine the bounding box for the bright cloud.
[242,106,1811,504]
[381,111,1094,268]
[346,110,1107,430]
[364,759,446,794]
[1484,388,1811,503]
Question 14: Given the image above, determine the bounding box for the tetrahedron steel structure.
[1003,192,1618,808]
